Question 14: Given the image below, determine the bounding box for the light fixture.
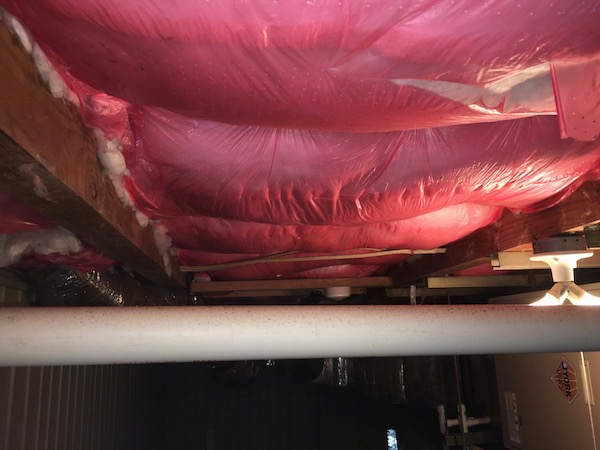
[529,235,600,306]
[325,286,351,300]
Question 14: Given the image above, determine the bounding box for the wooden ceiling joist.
[394,180,600,284]
[0,21,184,287]
[191,276,393,293]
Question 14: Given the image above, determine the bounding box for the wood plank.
[492,251,600,270]
[0,21,183,286]
[393,180,600,283]
[205,289,315,298]
[203,287,367,298]
[180,248,445,272]
[386,286,548,300]
[427,275,533,289]
[191,276,393,293]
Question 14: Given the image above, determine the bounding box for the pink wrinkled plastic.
[126,110,600,225]
[552,58,600,141]
[140,111,599,279]
[167,204,503,255]
[2,1,600,280]
[0,190,53,233]
[4,0,600,131]
[170,203,503,279]
[15,247,116,274]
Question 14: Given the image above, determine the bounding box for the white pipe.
[445,417,490,429]
[1,305,600,366]
[437,405,448,435]
[466,417,491,427]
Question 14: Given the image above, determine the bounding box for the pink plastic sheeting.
[168,203,502,279]
[3,0,600,131]
[143,113,599,279]
[173,203,501,279]
[125,111,600,225]
[16,247,116,274]
[3,2,600,280]
[167,204,502,255]
[0,190,53,233]
[552,57,600,141]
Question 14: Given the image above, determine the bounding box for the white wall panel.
[0,365,142,450]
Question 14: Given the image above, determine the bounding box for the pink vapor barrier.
[4,0,600,131]
[1,1,600,279]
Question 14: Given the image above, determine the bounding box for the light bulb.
[530,293,565,306]
[565,282,600,305]
[529,282,568,306]
[574,292,600,306]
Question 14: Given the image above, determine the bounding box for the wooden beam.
[191,276,393,293]
[394,180,600,284]
[203,287,367,298]
[180,248,445,272]
[492,251,600,270]
[0,21,183,287]
[427,275,535,289]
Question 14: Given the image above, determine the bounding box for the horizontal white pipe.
[1,305,600,366]
[446,416,492,428]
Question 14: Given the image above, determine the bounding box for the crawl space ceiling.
[1,0,600,284]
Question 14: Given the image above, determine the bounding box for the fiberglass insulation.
[1,0,600,279]
[0,191,115,272]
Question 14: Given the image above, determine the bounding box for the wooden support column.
[393,180,600,284]
[0,21,184,287]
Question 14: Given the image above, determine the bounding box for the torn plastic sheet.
[4,0,600,131]
[391,63,556,117]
